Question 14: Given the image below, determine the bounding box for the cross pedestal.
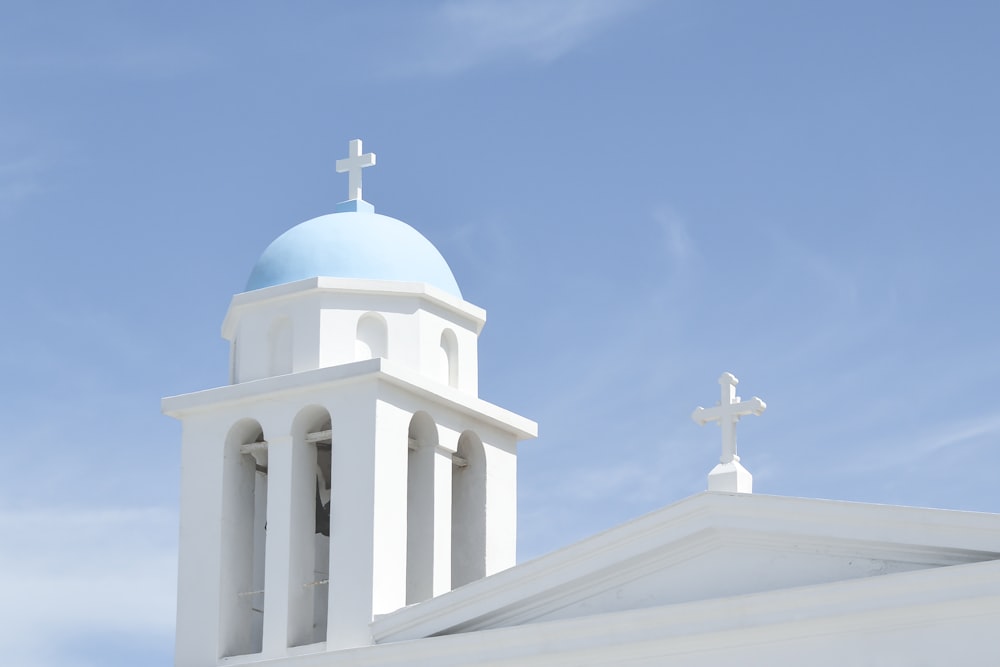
[691,372,766,494]
[706,459,754,494]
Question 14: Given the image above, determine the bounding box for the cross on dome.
[336,138,376,202]
[692,372,765,493]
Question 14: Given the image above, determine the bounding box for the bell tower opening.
[452,430,486,588]
[221,420,268,657]
[407,411,439,604]
[289,406,333,647]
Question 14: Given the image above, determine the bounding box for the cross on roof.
[336,139,376,202]
[692,372,766,465]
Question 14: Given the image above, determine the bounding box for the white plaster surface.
[201,491,1000,667]
[166,256,1000,667]
[165,352,534,664]
[372,491,1000,642]
[223,277,483,394]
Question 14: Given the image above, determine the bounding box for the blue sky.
[2,1,1000,664]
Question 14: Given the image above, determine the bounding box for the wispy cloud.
[652,206,699,275]
[0,506,177,665]
[838,411,1000,476]
[394,0,648,76]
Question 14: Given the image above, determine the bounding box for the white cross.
[692,372,766,464]
[335,138,376,201]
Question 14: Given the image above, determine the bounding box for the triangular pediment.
[373,492,1000,643]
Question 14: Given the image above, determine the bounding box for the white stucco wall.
[164,358,535,666]
[222,278,483,394]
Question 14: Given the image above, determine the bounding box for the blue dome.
[246,207,462,298]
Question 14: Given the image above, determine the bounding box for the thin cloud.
[653,206,698,266]
[0,506,177,664]
[832,411,1000,476]
[395,0,648,76]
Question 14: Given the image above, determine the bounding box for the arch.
[288,405,333,646]
[268,317,293,376]
[220,418,267,657]
[406,411,439,604]
[355,312,388,360]
[439,329,459,388]
[452,430,487,588]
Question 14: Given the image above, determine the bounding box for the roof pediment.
[373,492,1000,643]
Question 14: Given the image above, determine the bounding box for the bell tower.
[162,140,537,666]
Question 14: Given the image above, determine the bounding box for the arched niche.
[406,411,439,604]
[220,418,267,657]
[452,430,486,588]
[355,312,388,361]
[439,329,459,388]
[288,405,333,647]
[268,316,293,376]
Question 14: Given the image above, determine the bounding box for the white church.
[162,140,1000,666]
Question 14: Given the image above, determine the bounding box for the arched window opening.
[289,406,333,647]
[439,329,459,388]
[407,411,438,604]
[355,313,388,360]
[268,317,293,376]
[452,430,486,588]
[221,420,268,657]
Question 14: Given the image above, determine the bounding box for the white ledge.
[371,491,1000,643]
[222,276,487,339]
[161,357,537,440]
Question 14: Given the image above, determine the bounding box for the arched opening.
[452,430,486,588]
[220,419,268,657]
[439,329,459,388]
[355,312,388,360]
[268,317,293,376]
[407,411,438,604]
[288,406,332,647]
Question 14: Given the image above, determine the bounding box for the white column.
[287,437,318,647]
[431,444,453,596]
[407,440,434,604]
[326,387,409,649]
[370,398,411,614]
[261,434,293,655]
[175,417,227,666]
[483,435,518,575]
